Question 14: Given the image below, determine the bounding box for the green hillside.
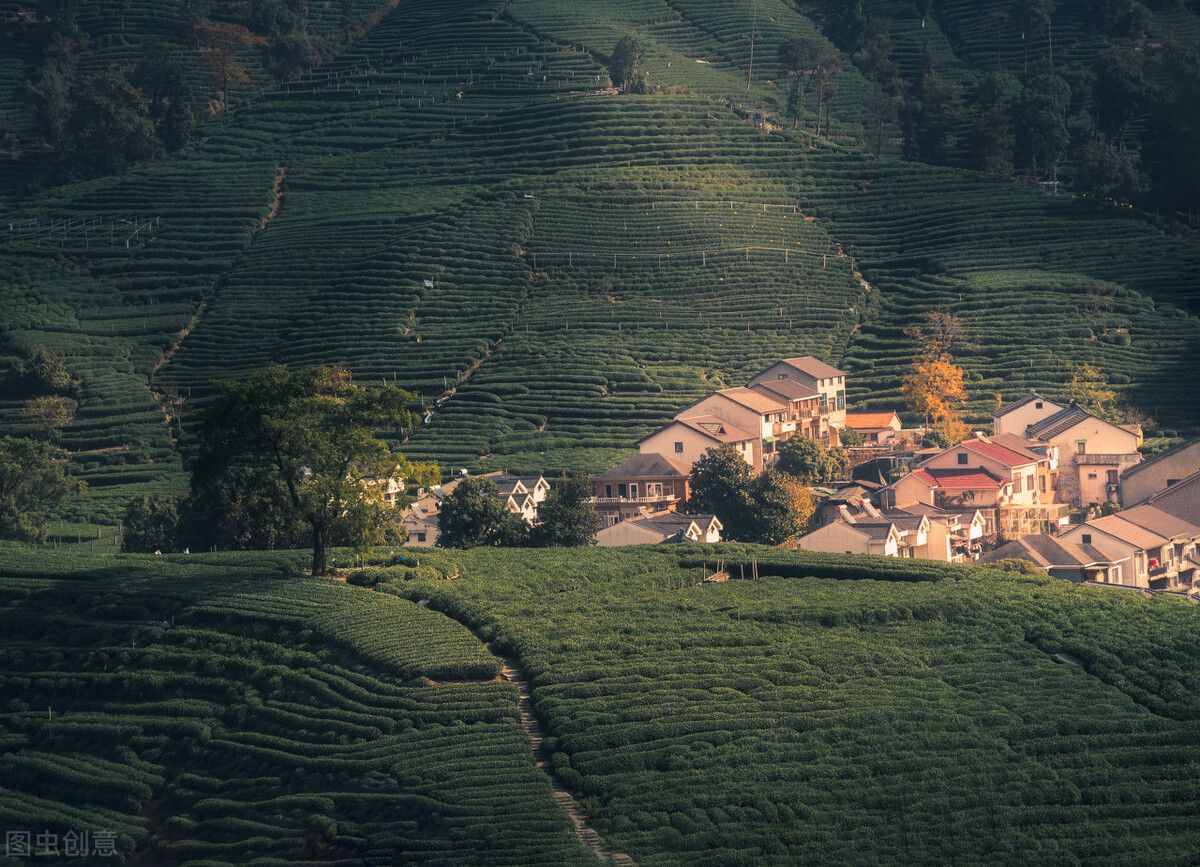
[4,542,1200,863]
[0,0,1198,524]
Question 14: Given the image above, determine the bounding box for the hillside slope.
[0,0,1198,521]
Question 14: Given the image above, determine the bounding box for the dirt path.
[497,657,636,866]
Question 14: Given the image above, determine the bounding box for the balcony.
[592,495,679,505]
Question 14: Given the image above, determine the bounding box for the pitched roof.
[913,467,1006,490]
[778,356,846,379]
[715,387,787,414]
[844,411,901,429]
[597,510,718,544]
[650,415,756,444]
[982,534,1125,568]
[495,473,548,488]
[1117,504,1200,539]
[493,478,528,496]
[751,380,818,401]
[988,433,1047,461]
[596,452,691,481]
[961,438,1038,468]
[1143,471,1200,524]
[1121,438,1200,482]
[1083,514,1170,549]
[1024,404,1133,441]
[994,392,1057,418]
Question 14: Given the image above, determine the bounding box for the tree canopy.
[437,477,529,548]
[776,437,848,485]
[530,477,602,547]
[0,436,83,541]
[188,365,435,574]
[609,36,646,93]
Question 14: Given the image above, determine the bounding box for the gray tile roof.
[1026,404,1093,439]
[595,452,691,481]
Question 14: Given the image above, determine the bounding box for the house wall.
[920,520,953,562]
[891,473,936,508]
[1046,420,1141,507]
[993,398,1063,436]
[403,517,438,547]
[640,422,754,471]
[796,521,871,555]
[596,522,665,547]
[1120,441,1200,506]
[1058,526,1146,586]
[676,395,764,468]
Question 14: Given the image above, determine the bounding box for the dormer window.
[1035,401,1043,409]
[957,453,968,465]
[1082,533,1092,544]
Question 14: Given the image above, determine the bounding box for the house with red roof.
[844,410,903,446]
[885,435,1069,542]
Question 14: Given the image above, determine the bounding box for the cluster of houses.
[394,352,1198,593]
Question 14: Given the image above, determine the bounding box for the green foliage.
[776,436,846,484]
[190,366,427,574]
[438,478,530,548]
[0,436,84,541]
[121,495,180,553]
[530,477,602,547]
[66,66,159,174]
[608,36,645,92]
[687,446,755,539]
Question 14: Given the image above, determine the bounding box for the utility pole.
[746,0,758,93]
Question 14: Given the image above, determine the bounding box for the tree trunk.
[311,522,327,576]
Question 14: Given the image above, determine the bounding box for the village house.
[1120,439,1200,506]
[796,518,905,557]
[748,355,847,436]
[592,453,692,524]
[808,489,985,562]
[1059,514,1178,589]
[843,411,903,446]
[992,393,1065,437]
[749,379,824,441]
[671,387,789,471]
[994,395,1143,509]
[981,534,1135,585]
[596,511,722,546]
[398,470,550,547]
[400,491,443,546]
[885,436,1069,541]
[638,415,756,472]
[493,473,551,505]
[493,476,538,524]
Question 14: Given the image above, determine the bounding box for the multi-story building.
[994,395,1143,509]
[748,356,847,433]
[886,436,1069,541]
[1120,439,1200,507]
[591,453,692,525]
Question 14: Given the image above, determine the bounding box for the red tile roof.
[914,467,1005,490]
[716,387,787,414]
[962,438,1037,467]
[780,356,846,379]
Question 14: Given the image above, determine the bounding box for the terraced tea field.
[392,545,1200,865]
[0,544,591,865]
[2,0,1199,521]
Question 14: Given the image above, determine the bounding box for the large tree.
[530,476,602,547]
[688,446,755,540]
[0,436,84,541]
[747,471,816,544]
[1067,363,1120,422]
[122,495,180,553]
[66,67,159,173]
[776,437,847,485]
[609,36,645,93]
[903,358,969,443]
[190,365,434,575]
[778,38,821,129]
[437,477,530,548]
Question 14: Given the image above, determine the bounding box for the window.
[1167,478,1181,488]
[618,483,627,498]
[1013,476,1022,493]
[1082,533,1092,544]
[836,390,845,410]
[1039,476,1046,492]
[416,532,427,543]
[1075,439,1087,455]
[1026,474,1034,491]
[1035,401,1043,409]
[1087,472,1098,480]
[957,453,969,465]
[646,483,663,498]
[819,394,829,412]
[674,441,684,454]
[629,483,639,499]
[1106,469,1118,484]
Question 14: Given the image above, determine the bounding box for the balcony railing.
[592,495,679,505]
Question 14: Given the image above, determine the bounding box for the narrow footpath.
[497,656,636,866]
